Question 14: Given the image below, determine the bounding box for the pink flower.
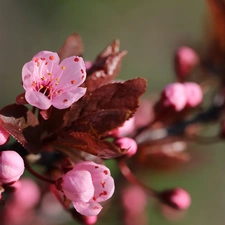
[0,151,24,184]
[22,51,87,110]
[61,161,115,216]
[161,83,187,111]
[0,126,9,146]
[159,188,191,210]
[175,46,199,78]
[115,137,137,157]
[183,82,202,107]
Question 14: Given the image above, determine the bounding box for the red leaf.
[0,104,41,153]
[63,78,147,127]
[54,132,127,159]
[58,33,84,61]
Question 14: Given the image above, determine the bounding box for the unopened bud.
[183,82,203,108]
[175,46,199,79]
[0,151,24,184]
[115,137,137,157]
[83,216,98,225]
[0,126,9,146]
[160,83,187,111]
[159,188,191,210]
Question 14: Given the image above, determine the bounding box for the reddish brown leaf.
[64,109,131,136]
[96,39,120,60]
[85,51,127,92]
[54,132,127,159]
[0,104,41,153]
[58,33,83,61]
[63,78,147,127]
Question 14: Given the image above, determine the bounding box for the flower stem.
[24,159,56,184]
[117,158,158,198]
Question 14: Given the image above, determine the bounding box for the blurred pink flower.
[61,161,115,216]
[0,151,24,184]
[0,126,9,146]
[160,188,191,210]
[175,46,199,79]
[161,83,187,111]
[22,51,86,110]
[183,82,203,107]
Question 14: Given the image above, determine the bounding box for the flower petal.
[62,170,94,203]
[22,61,35,90]
[92,176,115,202]
[57,56,86,88]
[32,51,60,76]
[25,90,51,110]
[75,161,111,182]
[51,87,86,109]
[72,201,103,216]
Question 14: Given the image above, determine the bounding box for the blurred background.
[1,1,224,225]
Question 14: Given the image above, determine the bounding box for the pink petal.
[51,87,86,109]
[62,170,94,203]
[92,176,115,202]
[57,56,86,88]
[72,202,102,216]
[31,51,60,76]
[25,90,51,110]
[0,126,9,146]
[75,161,111,182]
[22,61,35,90]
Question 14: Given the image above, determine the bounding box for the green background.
[1,1,224,225]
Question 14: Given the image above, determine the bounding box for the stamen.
[71,80,76,84]
[61,66,66,70]
[49,55,54,60]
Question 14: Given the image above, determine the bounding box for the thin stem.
[24,159,56,184]
[117,158,158,198]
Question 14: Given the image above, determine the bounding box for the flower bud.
[0,151,24,184]
[0,126,9,146]
[161,83,187,111]
[60,161,115,217]
[183,82,203,107]
[175,46,199,79]
[159,188,191,210]
[115,137,137,157]
[84,216,98,225]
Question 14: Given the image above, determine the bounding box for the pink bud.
[9,178,40,209]
[85,61,93,70]
[183,82,203,107]
[60,161,115,217]
[0,151,24,184]
[122,186,147,214]
[175,46,199,79]
[84,216,98,225]
[159,188,191,210]
[161,83,187,111]
[115,137,137,157]
[0,126,9,146]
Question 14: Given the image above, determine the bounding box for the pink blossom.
[161,83,187,111]
[175,46,199,78]
[0,126,9,146]
[61,161,115,216]
[22,51,87,110]
[183,82,203,107]
[0,151,24,184]
[115,137,137,157]
[159,188,191,210]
